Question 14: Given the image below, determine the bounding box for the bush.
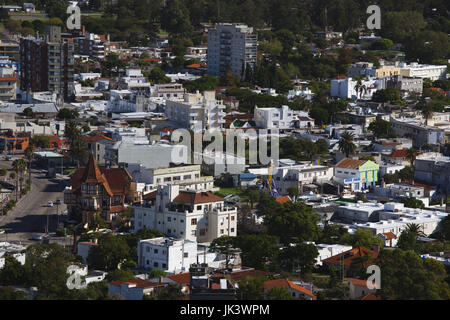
[56,228,65,237]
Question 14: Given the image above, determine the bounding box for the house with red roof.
[82,134,116,165]
[64,154,137,225]
[132,184,237,243]
[322,246,379,277]
[108,278,168,300]
[347,278,378,300]
[264,278,316,300]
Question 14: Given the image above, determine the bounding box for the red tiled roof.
[166,272,190,285]
[71,154,132,197]
[83,134,114,142]
[264,278,316,300]
[348,278,368,287]
[388,149,408,158]
[382,232,397,240]
[275,196,291,204]
[186,64,201,68]
[322,247,379,267]
[173,191,224,205]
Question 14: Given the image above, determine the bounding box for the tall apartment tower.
[20,26,74,100]
[207,23,257,78]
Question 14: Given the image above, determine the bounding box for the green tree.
[161,0,193,37]
[236,276,265,300]
[338,131,356,158]
[106,269,135,282]
[378,249,450,299]
[266,286,297,300]
[22,107,34,118]
[154,283,184,300]
[149,269,167,278]
[57,108,79,120]
[87,233,131,271]
[400,197,425,209]
[368,119,393,139]
[148,68,171,84]
[32,135,50,149]
[209,235,236,269]
[277,242,318,275]
[234,234,279,270]
[24,145,34,185]
[263,201,321,245]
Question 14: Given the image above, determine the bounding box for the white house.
[0,242,26,269]
[330,77,386,100]
[132,184,237,243]
[254,105,301,130]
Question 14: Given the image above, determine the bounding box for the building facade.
[207,23,257,78]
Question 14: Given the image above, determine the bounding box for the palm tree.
[12,159,26,196]
[354,77,367,100]
[421,107,434,126]
[338,131,356,158]
[9,172,16,201]
[24,145,34,185]
[405,223,426,238]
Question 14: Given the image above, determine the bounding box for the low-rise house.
[322,246,379,277]
[263,278,316,300]
[108,279,167,300]
[83,134,116,165]
[233,173,257,187]
[333,159,379,192]
[414,152,450,193]
[315,243,353,266]
[377,232,398,247]
[348,278,377,300]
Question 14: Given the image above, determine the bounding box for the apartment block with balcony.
[20,26,74,100]
[207,23,257,78]
[0,66,18,101]
[132,184,237,243]
[165,90,226,132]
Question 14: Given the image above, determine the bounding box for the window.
[173,176,180,181]
[184,252,188,258]
[180,219,184,223]
[153,262,158,267]
[154,249,158,254]
[168,229,171,233]
[231,216,235,221]
[164,177,171,182]
[231,228,235,232]
[146,260,149,265]
[183,175,192,180]
[162,263,167,268]
[199,229,206,236]
[168,217,171,222]
[191,218,197,225]
[191,230,196,236]
[220,229,224,234]
[197,205,202,210]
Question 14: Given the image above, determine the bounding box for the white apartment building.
[272,159,333,195]
[132,185,237,243]
[137,237,197,273]
[335,202,449,237]
[254,106,313,130]
[125,163,214,191]
[165,90,226,132]
[106,140,189,169]
[414,152,450,192]
[119,68,151,95]
[330,77,386,100]
[390,118,445,147]
[398,62,447,81]
[107,90,152,113]
[151,83,185,99]
[207,23,257,78]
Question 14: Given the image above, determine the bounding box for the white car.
[31,234,43,241]
[0,229,5,234]
[47,201,53,207]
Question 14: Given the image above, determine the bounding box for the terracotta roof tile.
[335,158,366,169]
[166,272,190,284]
[275,196,291,204]
[173,191,224,205]
[322,246,378,267]
[348,278,368,287]
[382,232,397,240]
[264,278,316,299]
[83,134,114,142]
[388,149,408,158]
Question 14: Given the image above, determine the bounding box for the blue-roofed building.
[233,173,257,187]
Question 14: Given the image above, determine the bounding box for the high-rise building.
[207,23,257,78]
[20,26,74,99]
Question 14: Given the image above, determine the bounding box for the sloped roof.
[71,154,132,197]
[322,246,379,267]
[388,149,408,158]
[173,191,224,205]
[166,272,190,285]
[263,278,316,299]
[275,196,291,204]
[83,134,114,143]
[348,278,368,287]
[382,232,397,240]
[143,190,158,200]
[335,159,366,169]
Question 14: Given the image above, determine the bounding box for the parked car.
[47,201,53,207]
[31,234,43,241]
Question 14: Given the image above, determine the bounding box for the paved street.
[0,159,71,245]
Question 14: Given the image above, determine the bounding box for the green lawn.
[214,187,249,202]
